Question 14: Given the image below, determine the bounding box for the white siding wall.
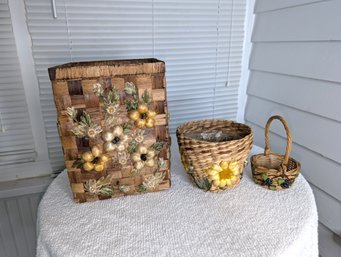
[0,194,42,257]
[245,0,341,256]
[0,176,51,257]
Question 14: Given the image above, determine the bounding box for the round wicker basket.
[251,115,301,190]
[176,120,253,192]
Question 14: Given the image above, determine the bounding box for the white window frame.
[1,0,52,181]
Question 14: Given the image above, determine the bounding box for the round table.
[37,141,318,257]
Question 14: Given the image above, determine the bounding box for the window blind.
[0,0,36,166]
[24,0,247,171]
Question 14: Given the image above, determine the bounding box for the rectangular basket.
[49,59,171,203]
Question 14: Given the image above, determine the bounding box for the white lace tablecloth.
[37,139,318,257]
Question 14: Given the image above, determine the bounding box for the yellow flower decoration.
[102,125,130,153]
[129,104,156,129]
[82,146,110,172]
[206,161,240,188]
[131,144,156,170]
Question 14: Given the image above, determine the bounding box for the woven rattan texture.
[176,120,253,192]
[251,115,301,190]
[49,59,170,203]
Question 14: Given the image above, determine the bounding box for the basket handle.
[264,115,292,170]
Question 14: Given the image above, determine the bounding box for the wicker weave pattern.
[49,59,171,203]
[176,120,253,192]
[251,115,301,190]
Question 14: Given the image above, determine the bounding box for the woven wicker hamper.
[49,59,171,203]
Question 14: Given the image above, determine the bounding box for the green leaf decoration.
[269,185,277,190]
[106,88,120,104]
[150,158,165,174]
[122,121,133,133]
[66,107,78,122]
[137,184,147,193]
[128,140,138,154]
[151,141,164,152]
[80,111,93,126]
[83,175,113,196]
[157,158,165,169]
[192,175,212,191]
[100,187,113,196]
[141,89,151,105]
[124,82,137,95]
[124,99,138,111]
[261,173,268,180]
[118,185,130,193]
[278,179,285,185]
[72,159,84,169]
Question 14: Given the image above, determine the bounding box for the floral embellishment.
[131,144,156,170]
[84,175,113,196]
[106,104,118,115]
[102,125,130,153]
[93,82,104,96]
[66,80,168,198]
[280,179,290,188]
[93,83,120,128]
[129,104,156,129]
[124,82,156,129]
[117,151,127,165]
[260,173,291,190]
[66,107,102,139]
[138,172,166,192]
[206,161,240,188]
[137,159,166,192]
[118,184,130,193]
[81,146,110,172]
[134,129,145,143]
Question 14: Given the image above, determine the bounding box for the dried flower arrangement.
[65,82,168,200]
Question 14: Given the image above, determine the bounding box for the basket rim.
[48,58,165,80]
[49,58,163,70]
[176,119,253,145]
[250,153,301,171]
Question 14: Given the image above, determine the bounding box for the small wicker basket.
[251,115,301,190]
[176,120,253,192]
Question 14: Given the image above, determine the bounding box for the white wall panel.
[0,193,43,257]
[250,42,341,83]
[254,0,326,13]
[247,71,341,122]
[253,0,341,42]
[319,223,341,257]
[312,185,341,234]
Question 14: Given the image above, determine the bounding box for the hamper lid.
[48,58,165,81]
